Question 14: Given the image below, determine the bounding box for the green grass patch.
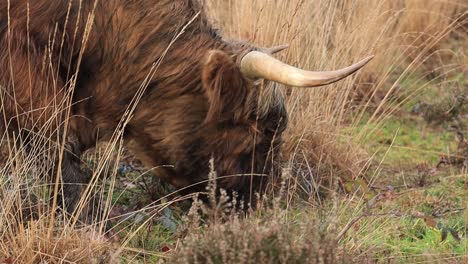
[356,115,456,168]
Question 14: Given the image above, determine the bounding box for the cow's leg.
[0,6,103,225]
[57,132,109,227]
[58,140,90,220]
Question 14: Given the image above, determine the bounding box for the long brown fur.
[0,0,287,213]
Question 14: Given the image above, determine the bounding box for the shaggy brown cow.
[0,0,372,215]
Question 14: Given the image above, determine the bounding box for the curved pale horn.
[240,51,374,87]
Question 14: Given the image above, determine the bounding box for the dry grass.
[0,0,467,263]
[2,220,112,263]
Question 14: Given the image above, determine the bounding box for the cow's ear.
[202,50,250,122]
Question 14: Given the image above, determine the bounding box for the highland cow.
[0,0,372,216]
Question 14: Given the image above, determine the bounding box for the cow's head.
[193,44,373,201]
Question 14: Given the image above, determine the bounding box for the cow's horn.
[264,44,289,54]
[240,51,374,87]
